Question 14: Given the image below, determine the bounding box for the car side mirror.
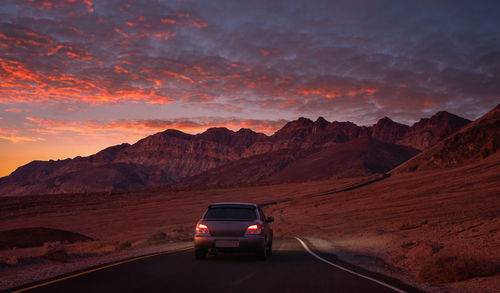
[266,217,274,223]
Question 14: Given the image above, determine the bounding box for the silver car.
[194,202,274,260]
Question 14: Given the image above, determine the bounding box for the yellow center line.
[11,246,194,293]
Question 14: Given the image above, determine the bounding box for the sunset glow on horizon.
[1,0,499,176]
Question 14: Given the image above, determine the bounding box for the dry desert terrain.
[1,153,499,292]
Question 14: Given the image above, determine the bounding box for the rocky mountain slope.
[393,104,500,173]
[0,110,471,196]
[180,138,419,186]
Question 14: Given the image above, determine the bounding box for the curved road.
[12,238,418,293]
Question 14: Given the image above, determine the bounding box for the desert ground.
[1,153,499,292]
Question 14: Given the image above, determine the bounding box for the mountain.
[0,110,472,196]
[393,104,500,173]
[371,117,409,143]
[395,111,472,150]
[180,137,419,186]
[270,137,419,181]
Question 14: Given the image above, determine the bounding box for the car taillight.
[245,224,262,235]
[196,223,210,235]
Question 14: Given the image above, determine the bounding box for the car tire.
[195,248,206,260]
[256,244,268,261]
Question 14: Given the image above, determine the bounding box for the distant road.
[259,173,391,207]
[12,238,417,293]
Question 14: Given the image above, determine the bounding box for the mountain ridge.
[393,104,500,173]
[0,110,473,196]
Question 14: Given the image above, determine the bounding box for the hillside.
[181,137,419,186]
[0,110,471,196]
[393,103,500,173]
[1,146,498,292]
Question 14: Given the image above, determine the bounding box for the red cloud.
[24,117,287,137]
[2,0,496,128]
[258,48,280,57]
[0,56,174,104]
[161,18,179,25]
[0,11,388,111]
[18,0,94,12]
[46,44,95,61]
[0,25,53,51]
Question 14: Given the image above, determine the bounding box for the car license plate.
[216,240,239,248]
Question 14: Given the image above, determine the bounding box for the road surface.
[12,238,418,293]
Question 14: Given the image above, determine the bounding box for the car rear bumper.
[194,235,266,250]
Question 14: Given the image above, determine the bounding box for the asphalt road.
[14,238,416,293]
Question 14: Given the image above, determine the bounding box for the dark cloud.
[1,0,499,124]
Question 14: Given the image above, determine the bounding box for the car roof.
[208,202,258,209]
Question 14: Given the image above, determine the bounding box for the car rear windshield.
[203,207,257,220]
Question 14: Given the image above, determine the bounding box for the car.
[194,202,274,260]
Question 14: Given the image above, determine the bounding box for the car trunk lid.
[203,220,253,237]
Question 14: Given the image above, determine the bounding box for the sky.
[0,0,499,177]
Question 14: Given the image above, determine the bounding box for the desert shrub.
[166,225,192,242]
[42,241,67,262]
[115,241,131,251]
[6,256,19,265]
[172,225,185,232]
[149,231,166,242]
[0,256,19,266]
[166,231,182,241]
[418,254,498,283]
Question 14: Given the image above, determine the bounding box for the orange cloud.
[46,43,95,61]
[0,30,52,49]
[5,108,30,113]
[160,13,207,29]
[347,88,376,97]
[161,18,179,24]
[297,80,377,100]
[189,20,208,29]
[151,32,177,41]
[0,57,173,104]
[114,28,129,38]
[423,100,437,107]
[258,48,280,57]
[24,116,287,137]
[0,128,44,143]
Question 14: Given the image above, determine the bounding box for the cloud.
[1,0,499,123]
[24,116,288,137]
[0,128,44,143]
[5,108,30,113]
[17,0,95,12]
[4,0,500,179]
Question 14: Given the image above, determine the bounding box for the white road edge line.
[295,237,406,293]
